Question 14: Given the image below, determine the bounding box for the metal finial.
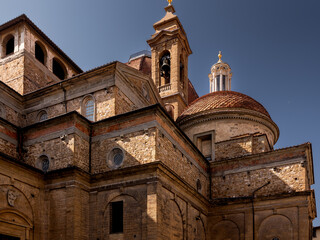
[218,51,222,62]
[168,0,172,5]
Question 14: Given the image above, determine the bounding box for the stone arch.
[36,154,51,172]
[2,34,14,57]
[257,214,293,240]
[35,41,47,65]
[211,219,240,240]
[0,209,33,240]
[0,185,34,221]
[37,109,48,122]
[81,94,96,121]
[194,215,206,240]
[52,57,67,80]
[102,193,142,240]
[160,198,184,240]
[0,185,34,239]
[165,104,174,119]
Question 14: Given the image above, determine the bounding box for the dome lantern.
[209,51,232,92]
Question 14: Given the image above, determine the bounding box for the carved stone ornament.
[7,189,17,207]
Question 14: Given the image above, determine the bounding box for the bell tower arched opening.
[159,51,171,86]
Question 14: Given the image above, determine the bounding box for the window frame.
[193,130,215,161]
[81,95,96,121]
[2,34,15,57]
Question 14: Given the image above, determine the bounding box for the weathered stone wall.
[115,87,136,115]
[74,134,90,172]
[215,134,270,161]
[24,135,75,172]
[208,195,313,239]
[212,162,306,198]
[3,103,21,127]
[156,128,208,197]
[157,183,207,240]
[0,55,24,94]
[0,158,44,240]
[91,128,156,174]
[183,118,276,147]
[23,53,60,94]
[90,182,147,240]
[25,87,116,125]
[47,183,90,240]
[0,121,17,159]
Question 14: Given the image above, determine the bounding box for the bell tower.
[147,1,192,120]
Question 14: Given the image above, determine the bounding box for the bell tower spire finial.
[167,0,172,6]
[218,51,222,63]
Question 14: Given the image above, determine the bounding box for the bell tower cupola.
[147,1,192,120]
[209,51,232,92]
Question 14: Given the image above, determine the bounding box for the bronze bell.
[161,58,170,73]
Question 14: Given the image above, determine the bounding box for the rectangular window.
[110,201,123,234]
[194,131,215,161]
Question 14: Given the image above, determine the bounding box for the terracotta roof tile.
[178,91,271,121]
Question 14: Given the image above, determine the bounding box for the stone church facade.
[0,3,316,240]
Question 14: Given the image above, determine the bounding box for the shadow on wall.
[209,165,304,239]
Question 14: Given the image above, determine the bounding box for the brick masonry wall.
[215,138,252,160]
[24,135,75,172]
[74,134,89,172]
[0,138,17,159]
[156,128,208,197]
[91,185,146,240]
[91,128,156,174]
[157,184,207,240]
[0,121,17,158]
[26,87,117,125]
[212,163,306,198]
[183,118,276,147]
[115,87,136,115]
[0,158,44,240]
[215,134,270,161]
[0,55,24,94]
[24,54,59,94]
[3,104,21,127]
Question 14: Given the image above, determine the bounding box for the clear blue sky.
[1,0,320,225]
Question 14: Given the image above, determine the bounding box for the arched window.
[38,110,48,122]
[52,58,66,80]
[159,51,171,86]
[82,96,95,121]
[38,155,50,172]
[3,35,14,56]
[35,41,46,65]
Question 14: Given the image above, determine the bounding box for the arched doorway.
[0,210,33,240]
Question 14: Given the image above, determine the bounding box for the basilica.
[0,2,316,240]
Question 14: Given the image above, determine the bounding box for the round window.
[107,148,125,169]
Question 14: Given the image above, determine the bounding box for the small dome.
[178,91,271,122]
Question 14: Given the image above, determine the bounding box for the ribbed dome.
[178,91,271,121]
